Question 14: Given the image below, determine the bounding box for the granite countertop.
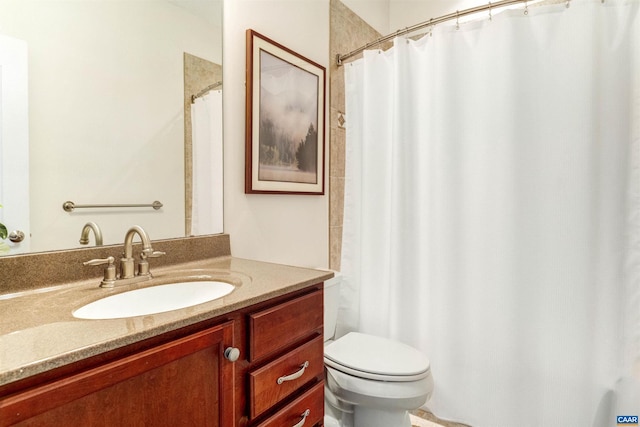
[0,256,333,387]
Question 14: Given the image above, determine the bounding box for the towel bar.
[62,201,163,212]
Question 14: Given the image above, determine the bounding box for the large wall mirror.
[0,0,223,254]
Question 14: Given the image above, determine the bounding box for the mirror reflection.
[0,0,223,254]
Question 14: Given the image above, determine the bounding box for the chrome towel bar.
[62,200,163,212]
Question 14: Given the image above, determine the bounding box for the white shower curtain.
[191,90,223,235]
[341,1,640,426]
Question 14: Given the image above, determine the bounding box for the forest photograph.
[258,50,319,184]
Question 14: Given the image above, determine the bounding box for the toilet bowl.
[322,272,434,427]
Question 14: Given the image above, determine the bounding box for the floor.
[410,409,472,427]
[410,414,442,427]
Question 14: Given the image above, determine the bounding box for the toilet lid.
[324,332,430,382]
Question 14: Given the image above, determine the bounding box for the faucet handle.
[83,256,117,288]
[143,250,166,259]
[83,256,115,266]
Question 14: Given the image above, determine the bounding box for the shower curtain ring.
[566,0,571,8]
[524,1,529,15]
[456,10,460,30]
[489,1,492,21]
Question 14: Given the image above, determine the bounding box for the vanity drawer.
[249,290,323,361]
[254,381,324,427]
[249,335,324,418]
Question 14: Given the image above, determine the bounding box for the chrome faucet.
[79,222,103,246]
[84,225,165,288]
[120,225,165,281]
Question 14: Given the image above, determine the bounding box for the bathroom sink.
[73,281,235,320]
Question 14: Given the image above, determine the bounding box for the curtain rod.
[336,0,544,66]
[191,80,223,103]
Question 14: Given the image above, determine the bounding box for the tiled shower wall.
[329,0,381,270]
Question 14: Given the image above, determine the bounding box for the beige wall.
[341,0,390,34]
[223,0,330,268]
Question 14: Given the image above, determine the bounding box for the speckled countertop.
[0,255,333,387]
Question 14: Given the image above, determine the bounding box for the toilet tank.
[323,271,342,343]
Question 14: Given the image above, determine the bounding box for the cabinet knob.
[224,347,240,362]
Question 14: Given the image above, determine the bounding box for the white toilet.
[323,272,434,427]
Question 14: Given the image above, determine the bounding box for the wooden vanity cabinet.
[0,321,235,427]
[0,285,325,427]
[245,289,324,427]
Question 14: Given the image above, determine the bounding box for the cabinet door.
[0,321,236,427]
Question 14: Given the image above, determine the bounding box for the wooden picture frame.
[245,29,325,195]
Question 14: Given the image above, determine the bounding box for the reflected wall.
[0,0,222,252]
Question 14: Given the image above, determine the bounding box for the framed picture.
[245,29,326,194]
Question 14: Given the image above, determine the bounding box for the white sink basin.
[73,281,235,320]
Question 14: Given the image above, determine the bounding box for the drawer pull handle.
[292,409,311,427]
[277,361,309,384]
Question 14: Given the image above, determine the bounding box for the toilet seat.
[324,332,431,382]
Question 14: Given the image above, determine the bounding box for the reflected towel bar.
[62,201,163,212]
